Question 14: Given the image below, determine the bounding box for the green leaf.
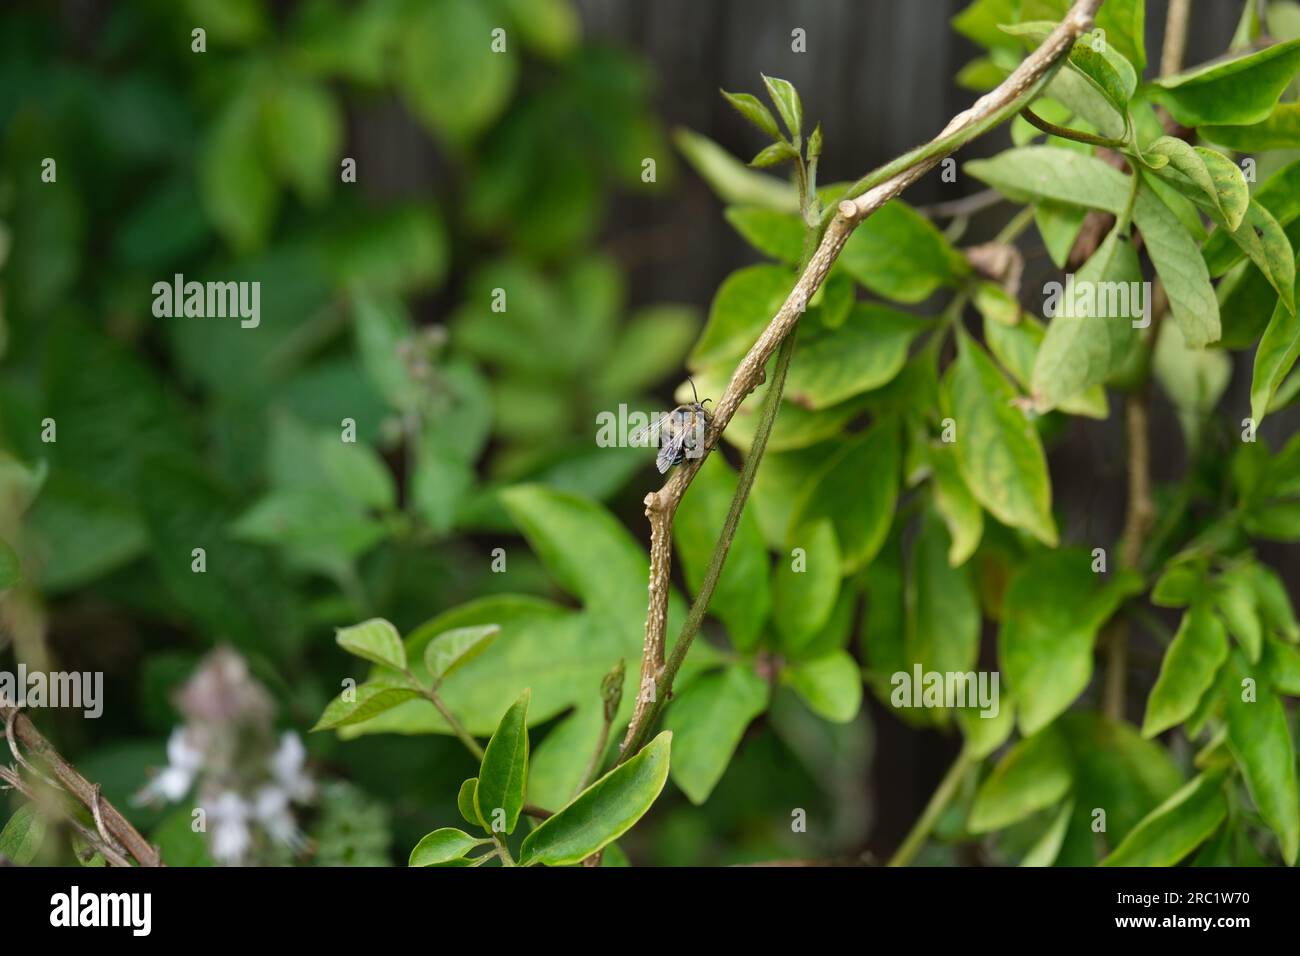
[721,90,783,140]
[929,443,984,566]
[1152,322,1232,425]
[1205,159,1300,277]
[595,305,699,396]
[475,690,531,835]
[1223,657,1300,863]
[231,488,385,567]
[966,146,1129,213]
[1149,39,1300,127]
[1203,103,1300,150]
[1133,180,1221,347]
[999,550,1143,735]
[1100,771,1229,866]
[781,651,863,724]
[760,74,803,140]
[946,334,1057,546]
[0,539,20,590]
[198,88,277,252]
[972,281,1020,327]
[263,79,342,205]
[664,666,768,803]
[773,519,841,653]
[1151,561,1205,608]
[1147,138,1248,232]
[750,141,799,169]
[968,726,1074,833]
[673,456,771,651]
[673,129,798,213]
[519,731,672,866]
[788,418,899,572]
[312,678,421,731]
[1032,229,1142,410]
[322,205,449,299]
[500,486,673,630]
[952,0,1021,50]
[1142,604,1229,737]
[408,828,486,867]
[690,264,792,368]
[0,805,47,865]
[1035,201,1087,269]
[1243,563,1300,641]
[457,778,484,829]
[984,313,1108,419]
[1251,297,1300,426]
[839,200,968,303]
[1215,572,1263,663]
[957,698,1015,759]
[317,437,396,511]
[1020,799,1075,867]
[1263,638,1300,695]
[346,593,661,738]
[1060,712,1185,847]
[335,618,407,672]
[906,508,980,676]
[785,305,929,409]
[500,0,578,58]
[424,625,502,684]
[1002,22,1136,120]
[526,707,605,810]
[397,0,517,143]
[1197,203,1297,328]
[724,206,804,263]
[352,290,417,411]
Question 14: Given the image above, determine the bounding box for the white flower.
[208,791,252,865]
[270,732,314,803]
[133,728,203,805]
[254,785,305,851]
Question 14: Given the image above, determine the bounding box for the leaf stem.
[493,835,516,867]
[888,748,977,867]
[577,715,613,793]
[1019,106,1126,149]
[1102,0,1191,722]
[620,208,820,763]
[416,684,485,762]
[622,327,802,761]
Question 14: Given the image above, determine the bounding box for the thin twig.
[418,687,485,762]
[1102,0,1189,720]
[577,717,613,794]
[918,188,1005,220]
[0,699,161,866]
[1161,0,1193,77]
[888,748,977,867]
[619,0,1105,761]
[0,764,135,867]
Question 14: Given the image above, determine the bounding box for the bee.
[630,378,714,474]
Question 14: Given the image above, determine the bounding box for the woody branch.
[1,698,163,867]
[620,0,1105,760]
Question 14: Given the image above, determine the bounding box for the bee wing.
[627,415,664,448]
[656,426,688,474]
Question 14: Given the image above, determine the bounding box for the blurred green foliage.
[0,0,776,864]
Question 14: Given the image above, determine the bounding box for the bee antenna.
[687,375,700,405]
